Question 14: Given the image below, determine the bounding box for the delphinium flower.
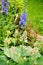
[2,0,9,14]
[19,12,27,28]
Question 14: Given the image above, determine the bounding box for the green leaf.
[4,45,41,63]
[8,60,16,65]
[0,55,8,65]
[37,56,43,65]
[3,46,32,63]
[4,47,11,58]
[0,60,7,65]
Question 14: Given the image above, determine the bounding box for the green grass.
[27,0,43,35]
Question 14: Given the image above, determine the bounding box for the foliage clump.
[0,0,43,65]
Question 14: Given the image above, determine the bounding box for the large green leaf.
[4,45,41,63]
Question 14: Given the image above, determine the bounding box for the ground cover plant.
[0,0,43,65]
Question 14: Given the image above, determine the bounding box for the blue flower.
[19,12,27,28]
[3,8,8,14]
[2,0,8,14]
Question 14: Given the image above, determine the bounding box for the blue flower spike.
[2,0,8,14]
[19,12,27,28]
